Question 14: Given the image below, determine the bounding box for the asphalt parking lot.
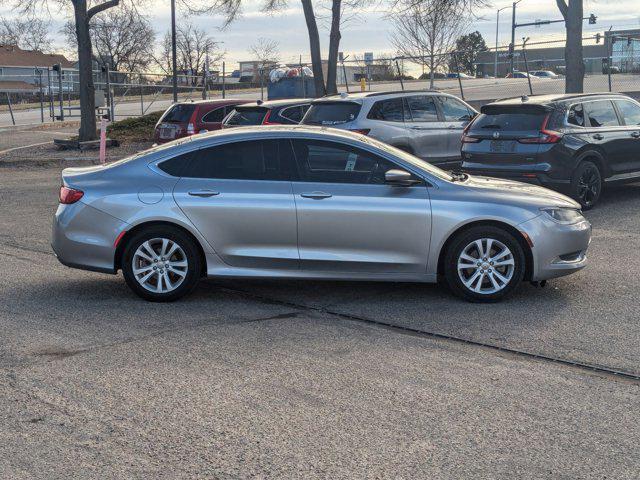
[1,163,639,478]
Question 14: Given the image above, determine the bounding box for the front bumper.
[52,201,130,274]
[519,214,591,281]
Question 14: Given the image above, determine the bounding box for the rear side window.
[161,104,196,122]
[586,101,620,127]
[471,111,546,132]
[439,96,473,121]
[367,98,406,122]
[302,102,362,125]
[406,96,438,122]
[225,107,268,126]
[278,105,305,123]
[201,107,226,123]
[614,100,640,126]
[182,140,292,180]
[158,152,194,176]
[567,104,585,127]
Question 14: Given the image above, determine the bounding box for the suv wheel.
[444,226,525,302]
[122,226,202,302]
[571,160,602,210]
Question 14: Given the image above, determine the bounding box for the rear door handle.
[631,131,640,138]
[592,133,604,140]
[188,189,220,197]
[300,192,332,199]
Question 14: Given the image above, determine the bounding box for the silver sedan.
[52,126,591,302]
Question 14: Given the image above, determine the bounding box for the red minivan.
[154,99,253,143]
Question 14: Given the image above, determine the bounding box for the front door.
[290,138,431,274]
[437,95,475,169]
[173,139,299,269]
[583,99,629,175]
[613,99,640,173]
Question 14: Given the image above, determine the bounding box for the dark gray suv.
[461,93,640,209]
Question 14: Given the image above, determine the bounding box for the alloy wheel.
[457,238,515,294]
[132,238,188,293]
[577,166,601,207]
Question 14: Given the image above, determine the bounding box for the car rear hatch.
[223,106,269,127]
[461,103,559,167]
[301,100,363,131]
[156,104,197,139]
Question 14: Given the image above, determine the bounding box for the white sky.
[1,0,638,69]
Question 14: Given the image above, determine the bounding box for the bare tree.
[63,6,155,72]
[556,0,584,93]
[390,0,468,88]
[248,37,280,64]
[0,16,51,52]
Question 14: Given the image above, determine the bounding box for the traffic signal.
[595,33,601,44]
[589,13,597,25]
[508,43,514,58]
[52,64,61,72]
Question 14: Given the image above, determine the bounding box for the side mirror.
[385,169,419,186]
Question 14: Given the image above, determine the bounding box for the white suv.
[301,90,477,168]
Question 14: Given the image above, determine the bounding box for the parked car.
[154,99,250,144]
[505,72,531,78]
[446,72,474,79]
[52,126,590,303]
[531,70,559,78]
[222,99,312,127]
[302,90,477,168]
[461,93,640,209]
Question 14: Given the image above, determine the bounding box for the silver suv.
[301,90,477,168]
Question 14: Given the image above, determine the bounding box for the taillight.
[59,186,83,204]
[518,114,563,144]
[461,135,480,143]
[186,123,195,135]
[186,107,199,135]
[262,110,278,125]
[348,129,370,135]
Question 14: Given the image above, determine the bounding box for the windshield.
[225,107,268,126]
[358,135,454,182]
[302,102,362,125]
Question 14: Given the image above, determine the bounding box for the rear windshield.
[302,102,362,125]
[225,107,268,126]
[161,104,196,123]
[471,110,547,132]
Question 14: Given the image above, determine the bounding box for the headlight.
[540,207,583,224]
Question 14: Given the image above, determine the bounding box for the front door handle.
[188,189,220,197]
[300,192,332,199]
[592,133,604,140]
[631,131,640,138]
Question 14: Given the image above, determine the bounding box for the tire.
[121,226,202,302]
[444,226,526,303]
[570,160,602,210]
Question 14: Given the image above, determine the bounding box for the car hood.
[461,175,581,209]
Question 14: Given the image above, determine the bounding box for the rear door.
[365,97,412,146]
[436,95,476,167]
[583,100,628,174]
[200,106,227,131]
[404,95,450,165]
[612,99,640,172]
[173,139,299,269]
[290,138,431,274]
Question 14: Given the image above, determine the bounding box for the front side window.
[567,104,585,127]
[367,98,405,122]
[302,102,362,125]
[586,100,620,127]
[291,139,412,185]
[406,96,439,122]
[201,107,226,123]
[614,100,640,126]
[439,96,473,121]
[182,140,292,180]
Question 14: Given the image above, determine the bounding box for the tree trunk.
[74,1,97,141]
[325,0,342,95]
[558,0,584,93]
[429,54,435,89]
[301,0,326,97]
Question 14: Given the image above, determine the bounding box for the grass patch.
[106,111,163,143]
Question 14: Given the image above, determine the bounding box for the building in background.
[0,44,75,93]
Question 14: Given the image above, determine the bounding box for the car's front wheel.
[121,226,202,302]
[444,226,526,302]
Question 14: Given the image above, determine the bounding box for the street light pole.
[171,0,178,103]
[495,6,509,78]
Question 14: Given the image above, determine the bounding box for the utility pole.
[171,0,178,103]
[510,1,522,75]
[495,6,510,78]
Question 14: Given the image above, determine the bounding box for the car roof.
[312,89,444,103]
[173,98,253,107]
[236,98,314,109]
[486,92,629,107]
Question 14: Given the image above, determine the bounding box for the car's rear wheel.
[444,226,526,302]
[571,160,602,210]
[122,226,201,302]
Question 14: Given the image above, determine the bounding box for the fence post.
[139,74,144,115]
[105,64,114,121]
[46,68,54,121]
[260,65,264,101]
[38,69,44,123]
[6,93,15,126]
[608,36,614,92]
[56,65,64,121]
[342,61,350,93]
[395,59,405,91]
[222,61,226,99]
[521,39,533,95]
[452,53,465,100]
